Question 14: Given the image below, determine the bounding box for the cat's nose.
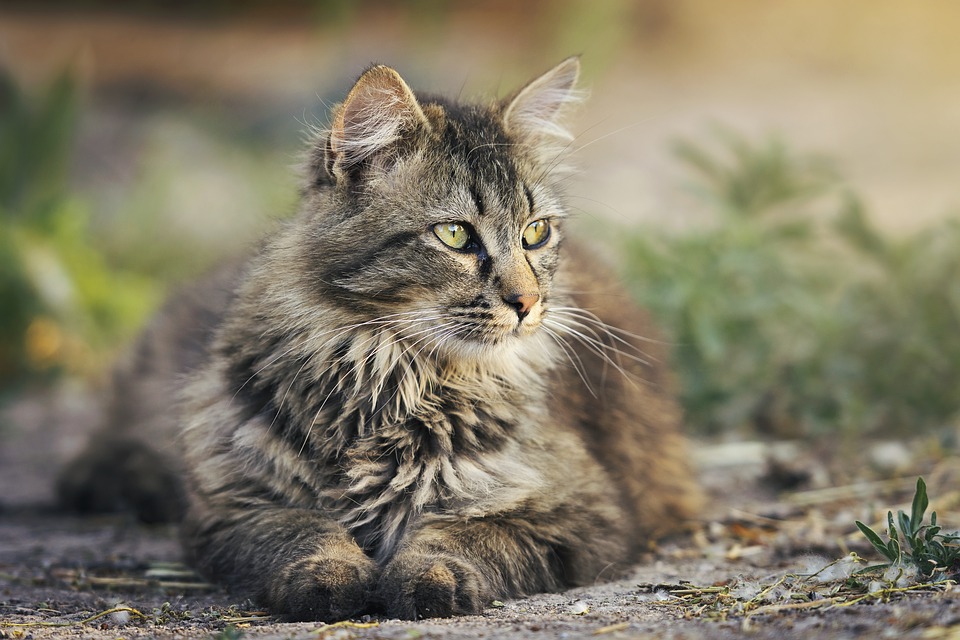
[503,292,540,321]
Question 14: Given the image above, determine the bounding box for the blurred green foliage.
[0,68,297,398]
[623,129,960,437]
[0,70,159,393]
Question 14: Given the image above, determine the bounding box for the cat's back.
[56,261,242,521]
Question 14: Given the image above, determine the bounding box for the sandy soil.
[3,386,959,640]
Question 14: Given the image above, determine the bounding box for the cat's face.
[302,60,580,358]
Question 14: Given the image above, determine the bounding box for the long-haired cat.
[58,57,700,621]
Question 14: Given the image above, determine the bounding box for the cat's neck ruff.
[304,319,560,430]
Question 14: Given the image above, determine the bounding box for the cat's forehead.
[423,99,534,216]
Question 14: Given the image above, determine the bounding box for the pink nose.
[503,292,540,320]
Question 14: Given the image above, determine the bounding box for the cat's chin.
[451,320,539,346]
[436,325,552,367]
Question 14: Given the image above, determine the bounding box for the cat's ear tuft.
[502,56,582,144]
[324,65,430,182]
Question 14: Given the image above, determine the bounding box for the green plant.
[0,65,300,399]
[623,130,842,435]
[831,203,960,435]
[855,477,960,581]
[0,69,159,392]
[621,129,960,437]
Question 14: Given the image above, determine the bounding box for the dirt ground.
[3,386,960,640]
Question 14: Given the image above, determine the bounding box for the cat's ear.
[501,56,582,144]
[323,65,430,183]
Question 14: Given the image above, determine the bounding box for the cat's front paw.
[271,551,377,622]
[378,551,487,619]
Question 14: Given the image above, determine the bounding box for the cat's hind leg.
[56,435,184,523]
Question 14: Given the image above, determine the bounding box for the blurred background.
[2,0,959,451]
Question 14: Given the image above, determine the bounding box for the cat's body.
[58,58,700,621]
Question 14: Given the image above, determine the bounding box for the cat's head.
[296,58,581,359]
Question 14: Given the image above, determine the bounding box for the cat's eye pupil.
[434,222,471,250]
[522,219,550,249]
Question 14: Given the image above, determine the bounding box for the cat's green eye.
[522,219,550,249]
[434,222,471,250]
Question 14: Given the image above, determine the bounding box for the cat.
[57,57,701,621]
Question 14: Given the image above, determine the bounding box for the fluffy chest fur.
[322,336,551,561]
[204,324,557,561]
[331,399,547,561]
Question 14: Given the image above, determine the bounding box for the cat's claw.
[378,551,486,619]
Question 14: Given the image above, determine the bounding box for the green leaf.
[856,521,893,558]
[856,520,899,561]
[853,563,892,575]
[886,538,901,563]
[911,477,929,534]
[887,511,899,541]
[898,510,912,545]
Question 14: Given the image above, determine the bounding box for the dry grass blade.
[313,620,380,636]
[0,606,148,628]
[785,478,917,506]
[220,611,272,623]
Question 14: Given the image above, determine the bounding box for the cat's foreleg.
[377,502,626,619]
[181,505,377,622]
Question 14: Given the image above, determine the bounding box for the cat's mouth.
[449,315,543,348]
[513,316,542,337]
[413,303,545,353]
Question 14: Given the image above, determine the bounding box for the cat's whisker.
[551,307,663,355]
[551,305,665,346]
[542,316,647,388]
[559,335,642,390]
[359,314,448,353]
[540,325,596,397]
[547,315,630,364]
[310,314,450,386]
[298,379,343,457]
[546,314,652,368]
[379,322,463,418]
[397,320,463,375]
[234,311,439,399]
[369,320,460,409]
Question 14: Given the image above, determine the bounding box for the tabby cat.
[58,57,700,621]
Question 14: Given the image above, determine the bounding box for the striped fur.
[57,58,701,622]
